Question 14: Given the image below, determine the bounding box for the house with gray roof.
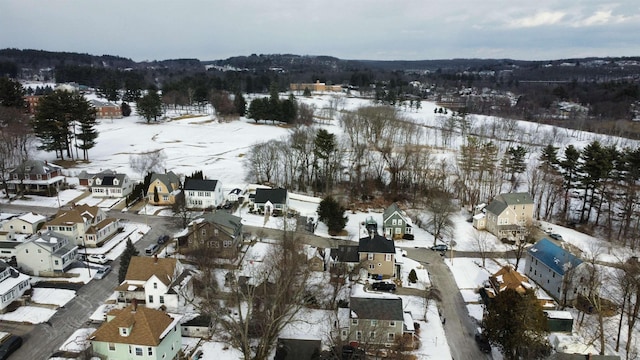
[0,260,31,313]
[183,178,224,210]
[382,203,413,240]
[87,171,133,198]
[147,171,181,206]
[473,192,534,242]
[180,211,243,259]
[15,231,78,276]
[341,296,411,347]
[526,238,584,303]
[358,234,396,278]
[7,159,65,197]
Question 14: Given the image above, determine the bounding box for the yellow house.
[147,171,181,206]
[473,192,534,242]
[358,234,395,278]
[290,80,343,93]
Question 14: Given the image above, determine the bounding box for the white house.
[88,172,133,198]
[1,212,47,234]
[43,204,120,247]
[0,260,31,313]
[15,231,78,276]
[114,256,193,312]
[183,178,224,209]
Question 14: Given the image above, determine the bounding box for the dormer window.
[114,179,119,185]
[119,327,129,336]
[96,179,102,185]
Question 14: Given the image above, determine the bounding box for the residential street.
[0,202,500,359]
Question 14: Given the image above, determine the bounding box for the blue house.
[525,238,583,304]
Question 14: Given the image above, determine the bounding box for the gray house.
[341,296,409,347]
[382,203,413,240]
[525,238,583,303]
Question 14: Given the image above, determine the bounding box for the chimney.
[154,254,158,263]
[132,298,137,312]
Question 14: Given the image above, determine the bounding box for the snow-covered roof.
[18,212,46,224]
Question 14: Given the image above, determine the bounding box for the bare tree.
[471,229,492,267]
[129,150,167,180]
[0,106,33,197]
[425,190,457,247]
[208,234,318,360]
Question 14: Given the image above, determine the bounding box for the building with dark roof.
[147,171,181,206]
[183,178,224,209]
[382,203,413,240]
[7,159,65,197]
[358,234,395,278]
[343,297,407,347]
[253,188,288,215]
[87,171,133,198]
[180,211,243,259]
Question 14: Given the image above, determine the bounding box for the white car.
[87,254,109,264]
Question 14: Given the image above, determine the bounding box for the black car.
[157,235,170,244]
[474,329,491,353]
[430,244,448,252]
[371,281,396,292]
[0,335,22,360]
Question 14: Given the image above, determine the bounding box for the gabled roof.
[485,192,533,216]
[47,204,100,226]
[10,159,62,175]
[150,171,180,191]
[490,265,531,294]
[184,178,219,191]
[89,304,176,346]
[94,173,127,187]
[17,212,47,224]
[350,297,404,321]
[383,203,408,222]
[528,238,582,275]
[200,211,242,237]
[254,188,288,204]
[124,256,178,286]
[359,234,395,254]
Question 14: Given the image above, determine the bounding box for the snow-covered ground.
[2,88,639,358]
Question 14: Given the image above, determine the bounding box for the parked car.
[95,265,112,280]
[145,244,159,255]
[474,328,491,353]
[430,244,448,252]
[0,335,22,360]
[87,254,109,264]
[549,233,563,241]
[371,281,396,292]
[157,235,170,244]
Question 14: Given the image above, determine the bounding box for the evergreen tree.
[0,77,25,109]
[32,90,95,160]
[153,186,159,203]
[233,91,246,116]
[408,269,418,283]
[118,238,140,283]
[136,89,163,123]
[559,145,581,221]
[121,102,131,117]
[98,77,120,102]
[483,288,550,360]
[74,100,98,161]
[317,196,348,236]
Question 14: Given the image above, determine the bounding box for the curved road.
[0,203,498,359]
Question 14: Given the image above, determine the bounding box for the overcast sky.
[2,0,639,62]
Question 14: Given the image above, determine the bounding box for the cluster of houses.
[0,155,620,358]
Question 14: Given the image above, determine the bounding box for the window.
[153,282,158,289]
[397,219,402,226]
[367,253,374,261]
[369,264,375,270]
[108,343,115,351]
[159,296,164,304]
[148,295,154,303]
[371,319,378,326]
[352,319,358,325]
[392,219,397,225]
[135,347,143,356]
[223,240,232,247]
[163,195,169,201]
[148,347,153,356]
[388,333,395,341]
[201,229,206,236]
[54,260,59,265]
[395,227,401,234]
[385,254,392,261]
[389,321,396,327]
[369,331,376,339]
[356,331,363,341]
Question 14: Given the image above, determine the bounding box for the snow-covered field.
[2,87,640,358]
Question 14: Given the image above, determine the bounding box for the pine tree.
[317,196,348,236]
[233,91,246,116]
[408,269,418,283]
[118,238,140,283]
[0,77,26,109]
[136,89,162,123]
